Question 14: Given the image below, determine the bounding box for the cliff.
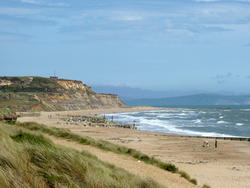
[0,76,126,112]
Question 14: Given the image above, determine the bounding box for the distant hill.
[124,94,250,106]
[0,76,126,112]
[92,85,200,100]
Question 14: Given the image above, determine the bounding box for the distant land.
[92,85,250,106]
[92,85,203,100]
[124,94,250,107]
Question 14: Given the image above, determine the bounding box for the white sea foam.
[130,116,234,137]
[105,110,245,138]
[139,119,234,137]
[208,118,216,121]
[240,109,250,111]
[217,120,227,124]
[193,119,202,124]
[236,123,244,126]
[178,113,188,116]
[157,114,173,118]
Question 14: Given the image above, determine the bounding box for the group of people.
[203,139,218,148]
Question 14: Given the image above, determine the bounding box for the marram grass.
[13,121,198,185]
[0,124,161,188]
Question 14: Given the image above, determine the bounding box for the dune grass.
[12,121,198,185]
[202,185,211,188]
[0,124,160,188]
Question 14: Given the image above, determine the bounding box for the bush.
[202,184,211,188]
[179,171,190,180]
[159,163,178,173]
[178,171,197,185]
[190,178,197,185]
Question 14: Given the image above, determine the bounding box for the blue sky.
[1,0,250,95]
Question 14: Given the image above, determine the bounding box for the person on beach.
[215,139,218,148]
[203,140,209,147]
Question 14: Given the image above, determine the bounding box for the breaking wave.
[104,108,250,138]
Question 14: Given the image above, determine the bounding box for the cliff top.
[0,76,91,93]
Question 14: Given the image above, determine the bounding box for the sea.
[104,105,250,138]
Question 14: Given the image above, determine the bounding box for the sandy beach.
[18,107,250,188]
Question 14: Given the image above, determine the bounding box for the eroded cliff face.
[0,77,126,111]
[96,94,125,107]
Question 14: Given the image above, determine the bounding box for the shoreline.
[100,107,250,141]
[18,106,250,140]
[17,107,250,188]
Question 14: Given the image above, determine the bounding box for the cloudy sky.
[1,0,250,94]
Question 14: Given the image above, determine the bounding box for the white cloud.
[115,15,143,21]
[195,0,219,2]
[21,0,40,4]
[73,10,145,22]
[47,2,69,7]
[0,7,41,16]
[111,12,144,21]
[20,0,69,7]
[20,0,41,5]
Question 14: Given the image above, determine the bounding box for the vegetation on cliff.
[0,77,61,93]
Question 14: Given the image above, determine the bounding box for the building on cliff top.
[50,76,58,79]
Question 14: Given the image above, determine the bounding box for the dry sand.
[18,107,250,188]
[48,135,196,188]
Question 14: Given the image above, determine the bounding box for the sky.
[1,0,250,95]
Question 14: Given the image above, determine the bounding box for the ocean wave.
[236,123,244,126]
[200,111,207,114]
[208,118,216,121]
[136,118,234,137]
[193,119,202,124]
[105,110,248,138]
[217,120,227,124]
[178,113,188,116]
[137,122,234,137]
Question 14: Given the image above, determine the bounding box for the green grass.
[0,76,61,93]
[13,121,198,185]
[0,124,161,188]
[11,131,53,148]
[179,171,197,185]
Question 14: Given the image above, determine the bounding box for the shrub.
[202,184,211,188]
[179,171,190,180]
[190,178,197,185]
[159,163,178,173]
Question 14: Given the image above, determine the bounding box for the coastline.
[18,107,250,188]
[18,106,250,140]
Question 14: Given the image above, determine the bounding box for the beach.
[18,107,250,188]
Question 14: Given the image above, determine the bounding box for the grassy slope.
[13,121,198,185]
[0,123,160,188]
[0,77,61,93]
